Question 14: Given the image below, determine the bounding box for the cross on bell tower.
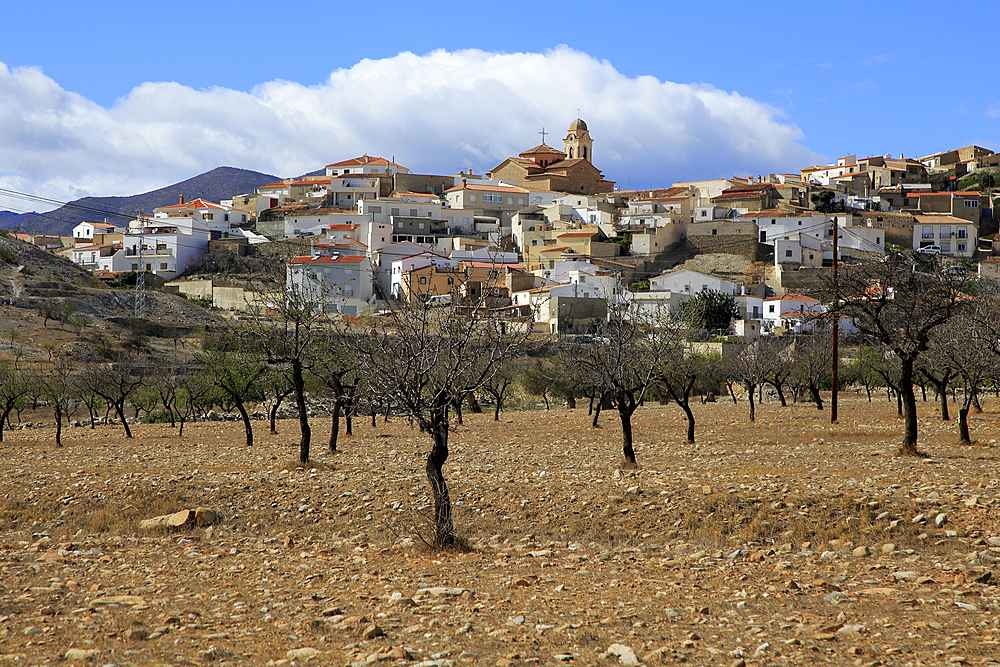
[538,128,548,144]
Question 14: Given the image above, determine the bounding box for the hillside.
[1,166,279,236]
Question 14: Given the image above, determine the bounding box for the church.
[487,119,616,196]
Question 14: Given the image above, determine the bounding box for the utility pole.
[134,212,146,319]
[831,215,839,423]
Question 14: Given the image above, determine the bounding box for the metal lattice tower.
[134,212,146,318]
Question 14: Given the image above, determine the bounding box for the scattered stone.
[882,543,897,554]
[934,513,947,527]
[286,647,322,661]
[891,571,919,581]
[852,545,870,557]
[65,648,99,661]
[607,644,639,666]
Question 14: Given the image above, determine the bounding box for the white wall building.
[286,254,374,316]
[649,269,739,296]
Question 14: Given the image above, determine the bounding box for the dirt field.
[1,395,999,666]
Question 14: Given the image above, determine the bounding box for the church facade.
[487,119,615,196]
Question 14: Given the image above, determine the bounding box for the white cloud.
[0,47,822,208]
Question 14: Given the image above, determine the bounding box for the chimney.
[179,194,185,205]
[462,178,467,187]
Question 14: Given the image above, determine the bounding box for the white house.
[286,254,374,316]
[762,293,824,333]
[649,268,739,296]
[390,251,455,298]
[73,221,120,242]
[913,214,976,258]
[325,155,409,176]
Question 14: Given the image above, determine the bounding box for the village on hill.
[6,118,998,338]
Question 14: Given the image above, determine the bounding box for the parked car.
[918,245,942,255]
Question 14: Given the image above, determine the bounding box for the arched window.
[582,146,588,160]
[568,148,574,158]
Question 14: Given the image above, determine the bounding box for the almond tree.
[566,303,679,465]
[79,356,145,439]
[824,256,969,455]
[195,338,267,448]
[926,309,997,445]
[349,296,530,547]
[0,360,32,442]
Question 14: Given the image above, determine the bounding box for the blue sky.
[2,0,998,209]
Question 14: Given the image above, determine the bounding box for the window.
[410,209,418,216]
[785,249,793,258]
[965,200,980,208]
[370,206,382,213]
[391,208,399,215]
[712,228,717,235]
[483,194,503,204]
[771,219,776,225]
[768,304,776,314]
[922,226,934,240]
[160,263,168,270]
[419,277,427,285]
[470,195,476,203]
[131,263,138,270]
[701,210,708,218]
[519,198,524,205]
[798,220,803,226]
[958,243,966,252]
[507,198,514,205]
[447,277,454,285]
[957,228,967,239]
[204,213,214,220]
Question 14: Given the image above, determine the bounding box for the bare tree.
[349,297,530,547]
[79,356,146,439]
[822,255,969,455]
[728,340,767,421]
[245,282,329,463]
[196,337,267,448]
[566,303,679,465]
[0,360,33,442]
[655,345,712,443]
[790,330,833,410]
[37,359,76,446]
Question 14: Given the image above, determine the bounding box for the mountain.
[0,166,280,236]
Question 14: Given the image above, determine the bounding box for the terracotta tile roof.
[325,155,406,169]
[444,183,530,194]
[519,143,566,156]
[288,255,367,264]
[764,293,820,302]
[155,198,227,211]
[462,261,523,270]
[87,221,117,229]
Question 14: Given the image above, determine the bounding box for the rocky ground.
[1,395,999,666]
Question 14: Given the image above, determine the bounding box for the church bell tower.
[563,118,593,163]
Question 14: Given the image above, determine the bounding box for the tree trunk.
[426,405,454,547]
[809,385,824,410]
[774,382,787,407]
[269,395,284,434]
[592,394,603,428]
[466,392,482,414]
[958,406,971,445]
[745,382,756,422]
[566,394,576,409]
[344,393,354,435]
[179,415,187,437]
[292,360,310,463]
[329,399,343,453]
[939,381,950,421]
[973,390,982,413]
[897,362,919,456]
[618,395,637,465]
[233,396,253,448]
[54,404,63,447]
[493,401,501,421]
[114,401,133,438]
[680,399,695,444]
